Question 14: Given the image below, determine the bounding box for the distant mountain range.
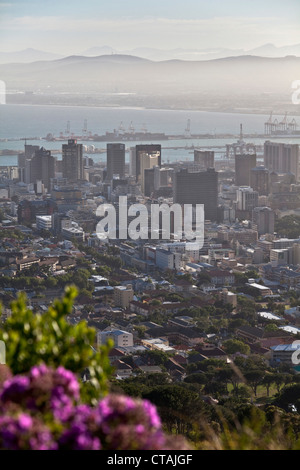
[82,43,300,61]
[1,53,299,93]
[0,48,63,64]
[1,53,299,113]
[1,43,300,64]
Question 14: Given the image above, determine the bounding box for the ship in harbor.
[44,121,169,142]
[90,121,170,142]
[92,130,169,142]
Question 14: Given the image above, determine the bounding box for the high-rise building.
[173,168,218,221]
[52,212,72,235]
[264,141,299,181]
[129,147,136,177]
[140,152,159,194]
[135,144,161,182]
[235,153,257,186]
[27,147,55,191]
[106,143,125,181]
[62,139,84,182]
[144,168,155,197]
[236,186,258,211]
[250,166,270,196]
[154,166,174,191]
[194,149,215,169]
[19,144,41,183]
[252,206,275,236]
[19,144,39,170]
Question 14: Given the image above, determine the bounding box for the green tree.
[223,339,250,355]
[275,215,300,239]
[244,369,265,397]
[0,286,113,404]
[274,383,300,413]
[143,385,206,435]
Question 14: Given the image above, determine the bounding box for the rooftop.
[271,344,300,352]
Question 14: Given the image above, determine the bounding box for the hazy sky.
[1,0,300,53]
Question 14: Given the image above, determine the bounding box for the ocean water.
[0,104,299,166]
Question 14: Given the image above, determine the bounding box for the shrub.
[0,286,113,404]
[0,365,191,450]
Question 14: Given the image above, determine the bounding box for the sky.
[0,0,300,54]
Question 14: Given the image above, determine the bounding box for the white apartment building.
[36,215,52,231]
[97,329,133,348]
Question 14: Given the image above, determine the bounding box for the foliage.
[1,286,300,449]
[274,383,300,412]
[0,286,113,403]
[143,385,206,435]
[223,339,250,355]
[0,365,191,450]
[275,215,300,239]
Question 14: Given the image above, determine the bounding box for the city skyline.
[1,0,300,55]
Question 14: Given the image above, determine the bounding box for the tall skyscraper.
[19,144,40,183]
[144,168,155,197]
[173,168,218,221]
[135,144,161,182]
[140,152,159,194]
[264,141,299,181]
[194,149,214,169]
[252,206,275,236]
[235,153,257,186]
[106,143,125,181]
[29,147,55,191]
[129,147,136,177]
[24,146,55,191]
[62,139,84,182]
[236,186,258,212]
[250,165,270,196]
[154,166,174,191]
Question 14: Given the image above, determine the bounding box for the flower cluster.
[0,413,58,450]
[0,364,80,421]
[0,365,191,450]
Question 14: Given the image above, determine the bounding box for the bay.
[0,104,299,166]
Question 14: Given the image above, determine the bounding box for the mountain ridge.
[1,42,300,64]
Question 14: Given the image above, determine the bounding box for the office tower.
[28,147,55,191]
[18,144,40,182]
[173,168,218,221]
[19,144,39,169]
[154,166,174,191]
[52,212,72,235]
[252,206,275,236]
[264,141,299,181]
[236,186,258,211]
[235,153,257,186]
[194,149,215,169]
[106,143,125,181]
[129,147,136,177]
[140,152,159,194]
[144,168,155,197]
[62,139,84,182]
[25,144,40,158]
[135,144,161,182]
[250,165,270,196]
